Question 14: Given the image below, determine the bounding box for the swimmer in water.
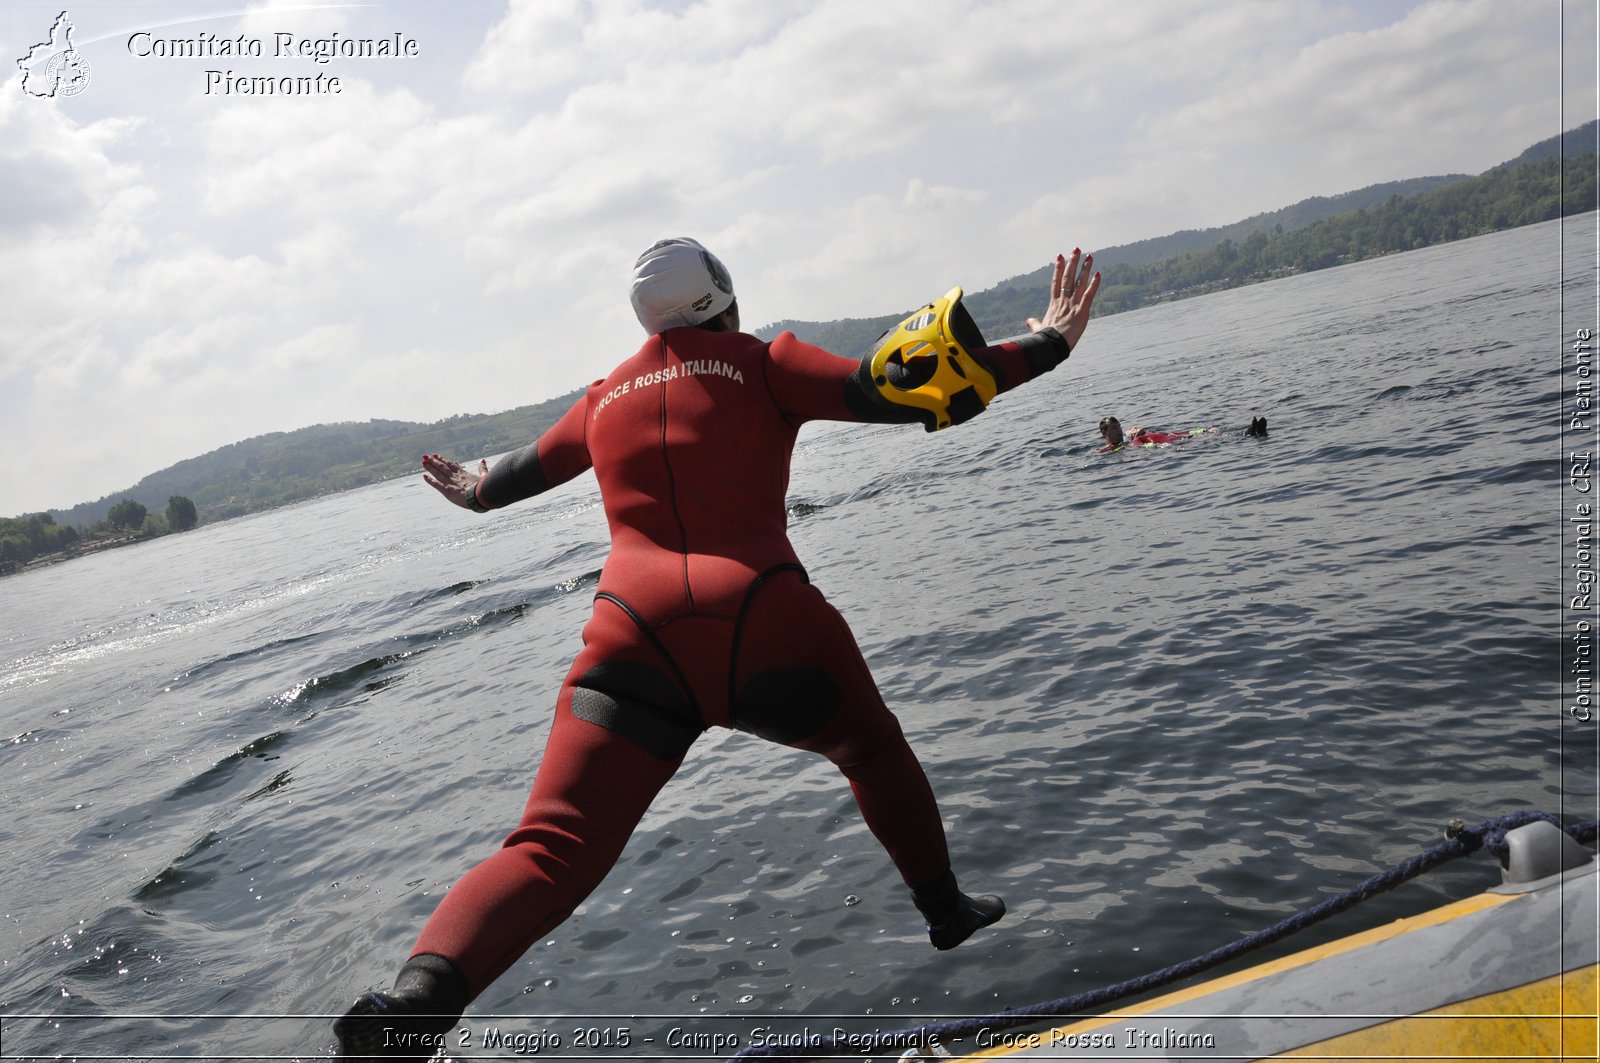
[1097,415,1265,453]
[333,242,1102,1060]
[1097,416,1194,452]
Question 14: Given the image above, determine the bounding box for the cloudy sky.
[1,0,1595,516]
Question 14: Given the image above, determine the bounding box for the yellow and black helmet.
[866,287,996,431]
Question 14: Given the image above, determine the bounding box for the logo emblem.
[699,250,732,295]
[17,11,91,98]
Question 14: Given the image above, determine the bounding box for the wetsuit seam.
[580,384,592,459]
[758,345,804,516]
[593,592,704,722]
[655,335,696,613]
[726,563,810,714]
[760,340,800,429]
[656,610,738,629]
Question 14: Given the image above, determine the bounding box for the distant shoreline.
[9,533,144,577]
[10,139,1596,563]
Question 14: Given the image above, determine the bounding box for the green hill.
[760,121,1598,357]
[47,389,583,531]
[8,120,1596,568]
[754,174,1473,350]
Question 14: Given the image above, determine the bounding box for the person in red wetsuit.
[1097,415,1238,453]
[334,238,1101,1059]
[1098,416,1190,452]
[1097,415,1265,453]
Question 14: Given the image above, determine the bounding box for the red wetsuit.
[413,325,1069,998]
[1098,427,1206,453]
[1130,429,1190,445]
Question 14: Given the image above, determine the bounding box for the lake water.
[1,215,1595,1061]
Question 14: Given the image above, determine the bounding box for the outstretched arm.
[766,246,1102,427]
[420,391,594,513]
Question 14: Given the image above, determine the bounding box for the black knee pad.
[732,668,841,745]
[569,661,704,760]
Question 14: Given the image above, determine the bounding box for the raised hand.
[1026,248,1100,350]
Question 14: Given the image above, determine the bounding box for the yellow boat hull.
[963,824,1597,1062]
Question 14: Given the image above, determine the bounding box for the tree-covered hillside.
[49,388,583,531]
[10,122,1595,574]
[763,122,1597,359]
[977,150,1594,329]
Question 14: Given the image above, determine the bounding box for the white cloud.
[1008,0,1587,247]
[198,81,435,220]
[462,0,589,95]
[0,0,1591,515]
[0,93,150,393]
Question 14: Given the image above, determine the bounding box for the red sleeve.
[474,391,593,510]
[762,332,866,425]
[534,389,593,486]
[763,326,1071,429]
[981,335,1053,396]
